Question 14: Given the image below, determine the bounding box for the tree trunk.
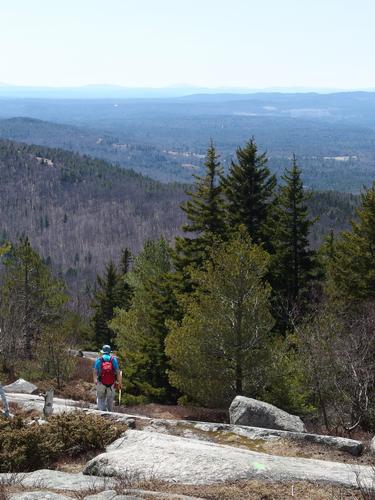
[235,300,244,395]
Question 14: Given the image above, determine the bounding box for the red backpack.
[100,356,116,386]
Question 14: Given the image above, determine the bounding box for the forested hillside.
[2,91,375,189]
[0,140,185,307]
[307,190,358,245]
[0,116,371,191]
[0,139,359,312]
[0,118,187,182]
[0,135,372,436]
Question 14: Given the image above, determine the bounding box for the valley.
[1,92,375,190]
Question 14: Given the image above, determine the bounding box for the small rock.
[229,395,306,432]
[125,418,136,429]
[27,418,48,426]
[3,378,38,395]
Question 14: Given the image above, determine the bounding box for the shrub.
[0,412,126,472]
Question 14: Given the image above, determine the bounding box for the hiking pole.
[118,369,123,406]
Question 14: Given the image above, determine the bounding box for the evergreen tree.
[111,239,177,403]
[223,139,276,247]
[166,229,275,408]
[91,261,122,347]
[0,237,68,361]
[91,249,134,348]
[272,156,317,313]
[328,183,375,299]
[117,247,133,311]
[174,141,226,273]
[120,248,132,275]
[317,229,336,290]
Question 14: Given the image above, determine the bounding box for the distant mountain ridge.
[0,84,373,99]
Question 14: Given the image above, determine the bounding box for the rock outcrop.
[3,389,371,492]
[4,392,362,456]
[229,395,306,432]
[0,471,202,499]
[3,378,38,395]
[83,430,372,488]
[144,419,363,456]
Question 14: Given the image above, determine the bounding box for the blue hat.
[100,345,111,354]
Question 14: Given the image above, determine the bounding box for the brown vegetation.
[0,412,126,472]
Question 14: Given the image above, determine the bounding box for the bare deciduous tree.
[297,301,375,433]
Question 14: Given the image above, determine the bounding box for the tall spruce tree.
[91,249,133,348]
[120,248,132,275]
[328,183,375,299]
[272,156,316,312]
[117,247,133,311]
[92,262,121,347]
[223,139,276,247]
[174,141,227,273]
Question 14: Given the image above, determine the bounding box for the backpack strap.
[98,355,112,378]
[100,355,113,363]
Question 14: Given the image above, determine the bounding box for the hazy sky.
[1,0,374,89]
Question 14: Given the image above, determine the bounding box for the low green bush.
[0,412,126,472]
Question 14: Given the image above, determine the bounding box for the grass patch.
[124,479,361,499]
[143,421,268,453]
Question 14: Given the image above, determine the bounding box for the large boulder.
[3,378,38,394]
[229,396,306,432]
[83,429,373,488]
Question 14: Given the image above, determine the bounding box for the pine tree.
[117,247,133,311]
[111,239,177,403]
[0,237,68,361]
[91,249,134,348]
[223,139,276,247]
[328,183,375,299]
[174,141,227,273]
[120,248,132,275]
[272,156,316,312]
[318,229,336,288]
[92,261,122,348]
[166,229,274,408]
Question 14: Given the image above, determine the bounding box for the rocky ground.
[2,382,375,499]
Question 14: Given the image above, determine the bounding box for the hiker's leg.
[0,385,9,417]
[96,383,107,411]
[106,386,115,412]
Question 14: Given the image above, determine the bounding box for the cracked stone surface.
[84,430,373,488]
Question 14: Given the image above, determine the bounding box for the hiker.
[93,345,121,412]
[0,382,9,418]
